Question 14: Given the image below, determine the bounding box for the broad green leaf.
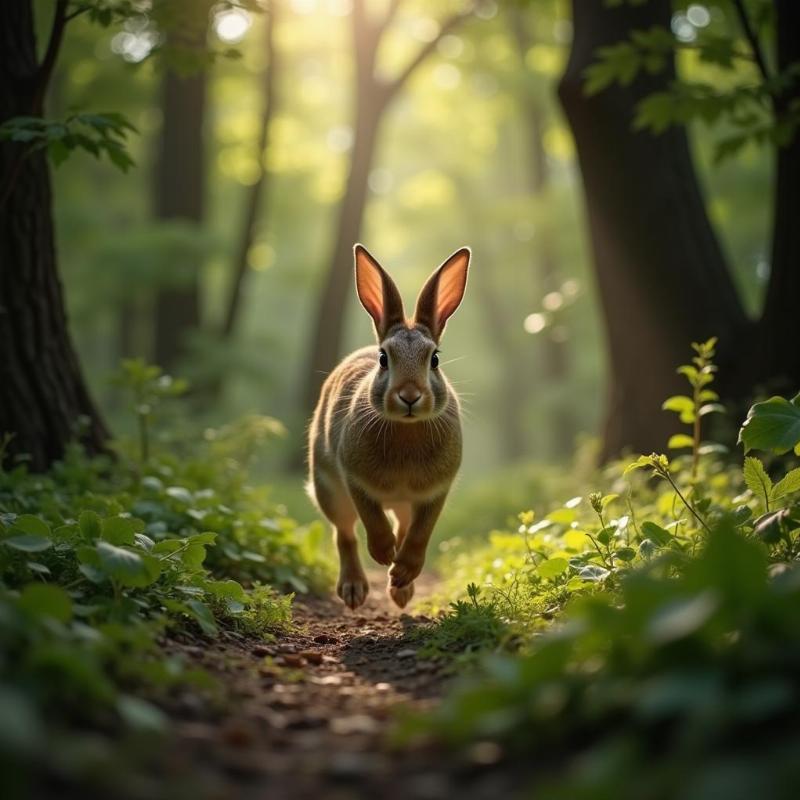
[10,515,51,538]
[202,579,248,603]
[770,467,800,503]
[641,521,672,546]
[96,541,161,588]
[738,395,800,454]
[78,510,102,540]
[624,455,655,476]
[3,534,51,553]
[743,457,773,510]
[101,516,137,546]
[668,434,695,450]
[537,557,569,580]
[17,584,72,623]
[615,547,636,562]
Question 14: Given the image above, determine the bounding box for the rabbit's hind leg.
[313,471,369,610]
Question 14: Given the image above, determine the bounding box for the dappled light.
[1,0,799,798]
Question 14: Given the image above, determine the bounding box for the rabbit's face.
[369,326,447,422]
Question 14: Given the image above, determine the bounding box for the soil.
[161,572,519,800]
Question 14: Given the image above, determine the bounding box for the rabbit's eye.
[431,352,440,369]
[378,350,388,370]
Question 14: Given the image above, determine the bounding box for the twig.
[732,0,771,84]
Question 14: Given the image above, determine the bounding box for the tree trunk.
[0,2,109,469]
[222,6,278,339]
[152,64,206,369]
[558,0,750,461]
[301,96,383,415]
[757,0,800,395]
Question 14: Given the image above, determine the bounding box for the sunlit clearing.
[214,8,252,44]
[524,313,547,334]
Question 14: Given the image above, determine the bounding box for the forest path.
[166,571,506,800]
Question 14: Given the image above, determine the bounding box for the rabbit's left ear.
[354,245,406,339]
[414,248,470,340]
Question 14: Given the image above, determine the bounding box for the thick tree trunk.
[152,65,206,369]
[0,2,109,469]
[757,0,800,394]
[559,0,749,461]
[301,97,383,415]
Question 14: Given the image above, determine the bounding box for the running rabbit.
[307,244,470,610]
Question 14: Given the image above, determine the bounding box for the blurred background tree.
[1,0,795,489]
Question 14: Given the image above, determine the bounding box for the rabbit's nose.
[397,387,422,408]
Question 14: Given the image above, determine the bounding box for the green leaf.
[668,434,695,450]
[615,547,636,562]
[537,557,569,580]
[96,541,161,588]
[743,457,773,510]
[770,467,800,503]
[78,510,102,540]
[101,516,137,546]
[662,395,695,423]
[738,394,800,454]
[17,584,72,623]
[641,521,672,547]
[203,579,248,603]
[10,515,51,538]
[624,455,655,476]
[3,534,52,553]
[185,599,218,635]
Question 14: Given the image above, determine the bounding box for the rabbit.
[307,244,470,610]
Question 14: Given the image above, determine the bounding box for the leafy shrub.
[0,363,333,788]
[412,343,800,799]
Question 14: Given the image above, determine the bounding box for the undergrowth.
[0,361,332,795]
[409,339,800,799]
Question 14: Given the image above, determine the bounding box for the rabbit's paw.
[389,555,423,588]
[366,531,396,566]
[337,572,369,610]
[388,580,415,609]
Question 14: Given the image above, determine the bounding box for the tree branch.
[31,0,69,114]
[732,0,771,84]
[383,6,474,100]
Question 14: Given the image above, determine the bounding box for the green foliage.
[412,341,800,798]
[412,584,512,665]
[409,525,800,800]
[0,112,137,171]
[111,359,188,463]
[739,392,800,455]
[663,338,725,479]
[583,4,800,163]
[0,375,331,785]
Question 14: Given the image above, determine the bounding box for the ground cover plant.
[408,341,800,799]
[0,363,332,794]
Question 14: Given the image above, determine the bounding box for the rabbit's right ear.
[354,244,405,339]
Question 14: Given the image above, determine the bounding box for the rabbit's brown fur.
[307,245,469,609]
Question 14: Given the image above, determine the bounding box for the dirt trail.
[165,572,508,800]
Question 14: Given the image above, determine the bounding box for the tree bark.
[152,61,207,369]
[0,1,109,469]
[558,0,750,461]
[222,5,278,339]
[756,0,800,394]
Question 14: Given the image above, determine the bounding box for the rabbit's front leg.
[389,493,446,589]
[347,482,397,566]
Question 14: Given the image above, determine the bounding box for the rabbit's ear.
[414,248,470,340]
[354,244,406,339]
